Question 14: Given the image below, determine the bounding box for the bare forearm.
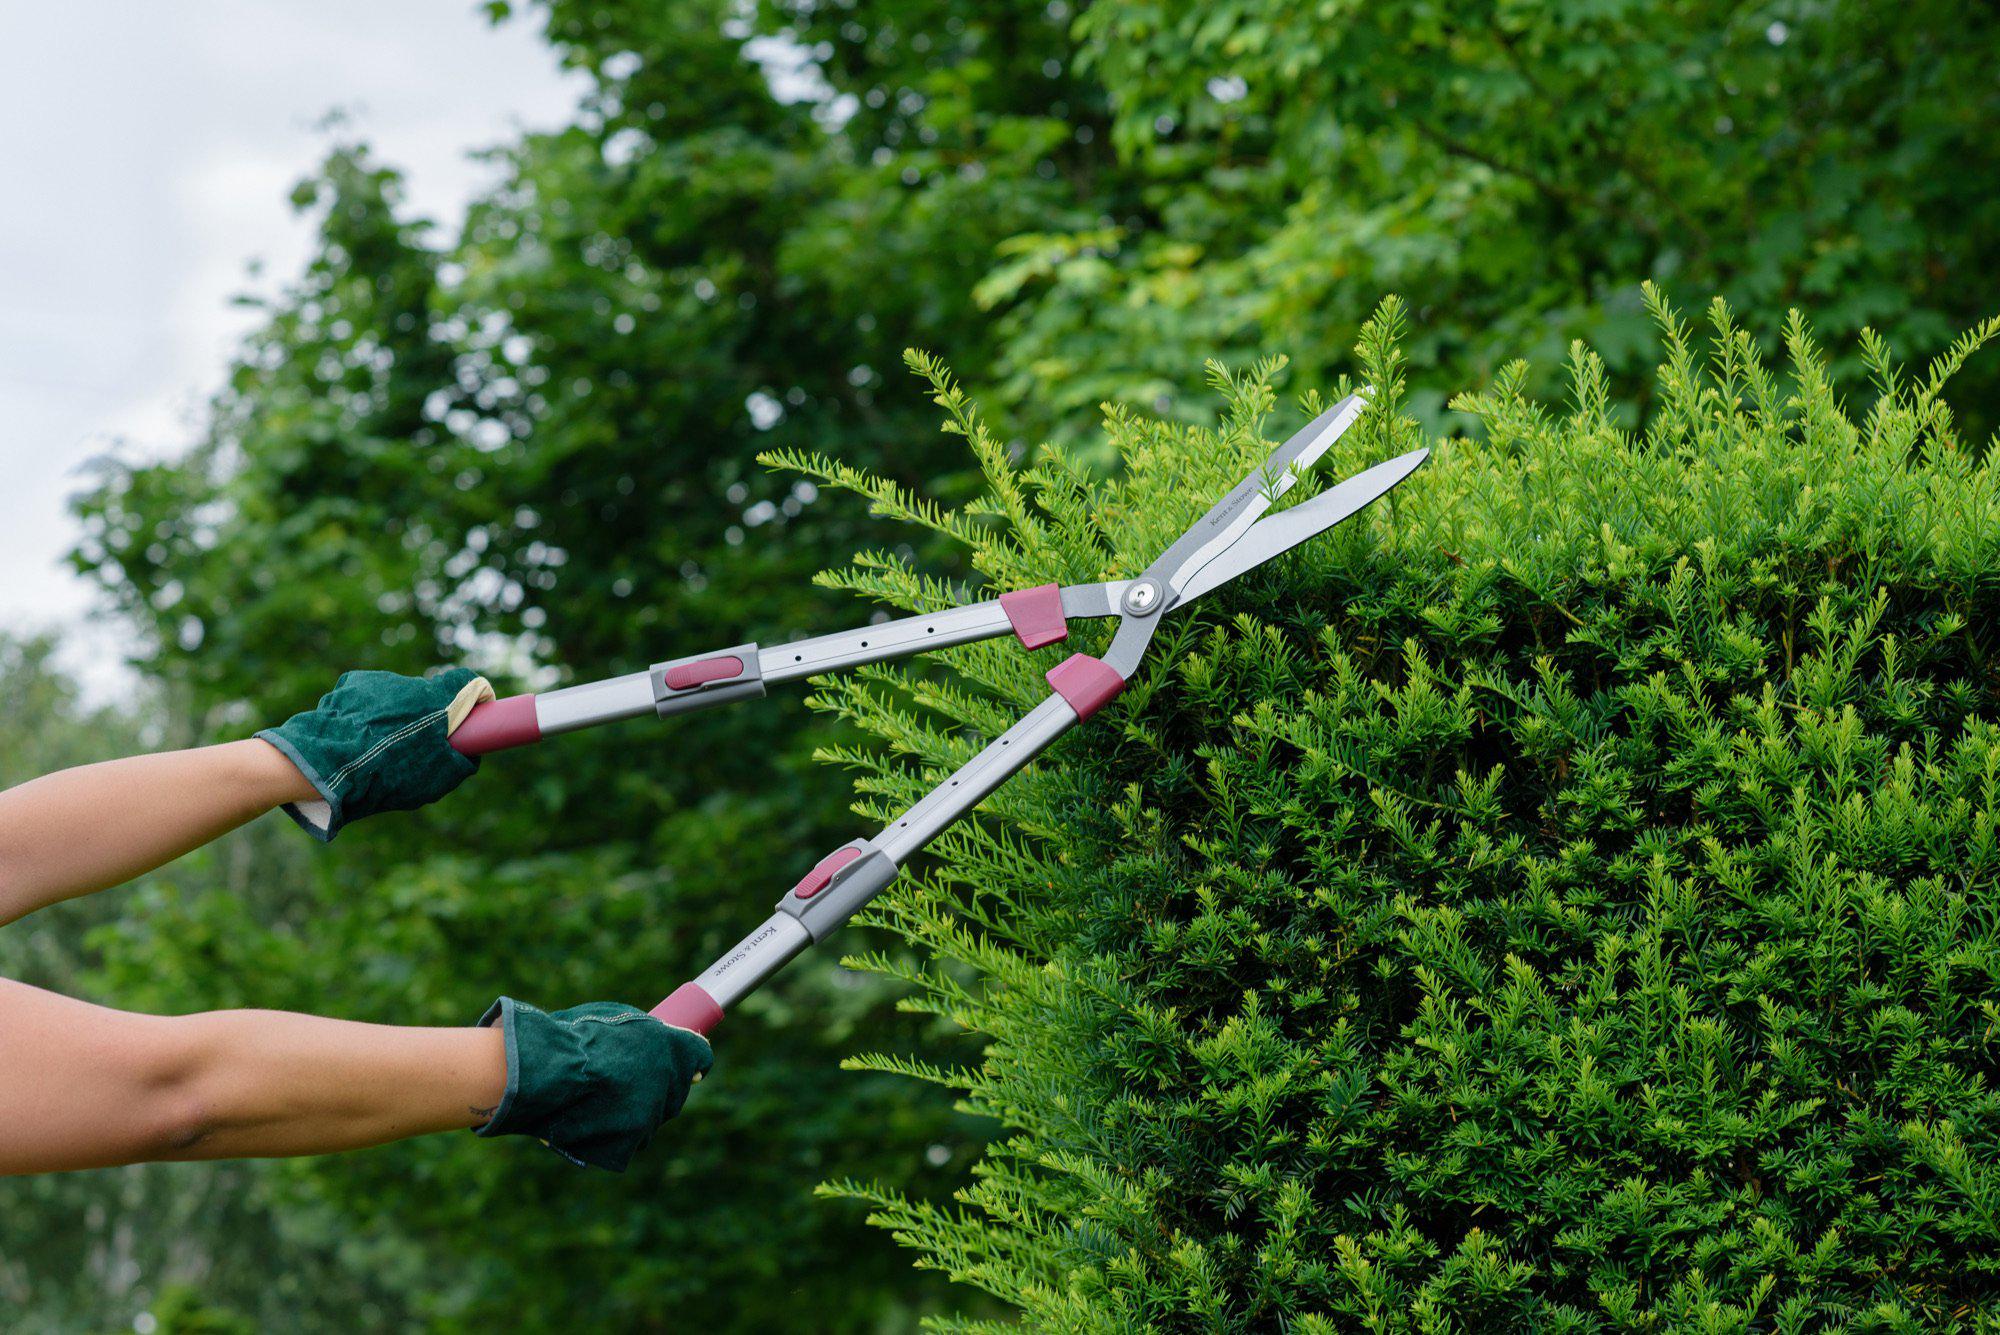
[0,739,315,925]
[0,979,504,1173]
[158,1009,506,1162]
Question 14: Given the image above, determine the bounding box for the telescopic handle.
[448,646,767,756]
[646,652,1127,1038]
[446,586,1105,757]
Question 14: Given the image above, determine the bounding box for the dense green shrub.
[804,293,2000,1329]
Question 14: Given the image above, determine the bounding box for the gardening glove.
[257,667,495,842]
[474,997,713,1172]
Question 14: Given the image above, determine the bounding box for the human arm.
[0,662,707,1174]
[0,979,712,1175]
[0,739,316,927]
[0,976,505,1174]
[0,667,494,926]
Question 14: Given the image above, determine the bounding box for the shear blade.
[1169,446,1429,607]
[1266,391,1368,504]
[1160,393,1371,597]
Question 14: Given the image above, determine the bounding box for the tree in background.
[736,0,2000,428]
[68,99,979,1335]
[42,0,2000,1327]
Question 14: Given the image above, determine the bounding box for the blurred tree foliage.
[722,0,1998,429]
[38,0,1997,1329]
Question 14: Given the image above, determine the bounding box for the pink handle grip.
[652,982,724,1036]
[449,693,543,756]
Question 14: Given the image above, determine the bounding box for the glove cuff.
[473,997,584,1160]
[255,726,343,842]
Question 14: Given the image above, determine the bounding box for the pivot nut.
[1122,579,1162,615]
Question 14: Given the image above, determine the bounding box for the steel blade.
[1159,393,1370,597]
[1169,446,1429,606]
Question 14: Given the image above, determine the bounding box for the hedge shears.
[449,394,1427,1035]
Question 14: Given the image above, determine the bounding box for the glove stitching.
[325,709,443,787]
[325,708,448,788]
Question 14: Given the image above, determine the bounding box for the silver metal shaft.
[693,913,813,1007]
[759,602,1013,685]
[873,693,1079,863]
[535,669,657,735]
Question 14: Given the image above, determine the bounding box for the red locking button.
[791,846,864,900]
[664,655,744,691]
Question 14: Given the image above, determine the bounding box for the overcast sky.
[0,1,590,686]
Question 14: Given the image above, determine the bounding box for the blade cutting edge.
[1164,393,1371,597]
[1169,445,1429,607]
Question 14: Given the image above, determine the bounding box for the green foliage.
[809,297,2000,1329]
[744,0,2000,433]
[133,1287,256,1335]
[41,0,1999,1326]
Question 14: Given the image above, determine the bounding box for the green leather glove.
[475,998,713,1172]
[258,667,494,842]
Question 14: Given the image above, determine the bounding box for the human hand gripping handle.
[474,998,713,1172]
[257,667,495,840]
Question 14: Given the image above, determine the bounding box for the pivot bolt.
[1123,579,1162,615]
